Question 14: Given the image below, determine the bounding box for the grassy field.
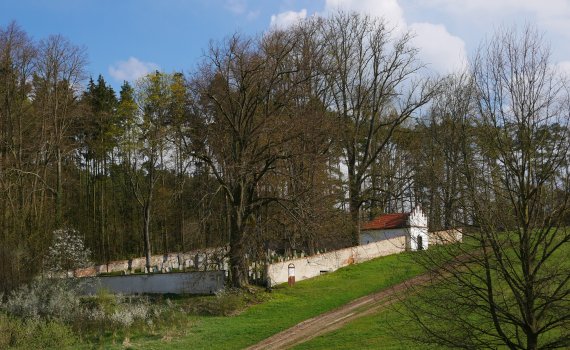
[291,301,433,350]
[7,233,563,349]
[293,232,570,350]
[88,251,425,350]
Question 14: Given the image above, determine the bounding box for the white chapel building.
[360,206,429,251]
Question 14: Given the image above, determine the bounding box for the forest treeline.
[1,12,569,290]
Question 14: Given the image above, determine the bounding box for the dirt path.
[246,272,434,350]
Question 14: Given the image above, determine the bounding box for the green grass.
[5,231,564,349]
[291,302,433,350]
[294,231,570,350]
[89,251,425,350]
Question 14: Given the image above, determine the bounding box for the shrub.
[110,303,150,327]
[3,278,85,322]
[183,288,256,316]
[2,278,166,346]
[78,292,160,334]
[102,294,151,328]
[28,320,76,348]
[93,288,117,315]
[0,313,76,349]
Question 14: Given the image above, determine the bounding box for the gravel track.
[246,272,433,350]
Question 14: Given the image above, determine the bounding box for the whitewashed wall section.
[83,271,225,295]
[266,236,406,286]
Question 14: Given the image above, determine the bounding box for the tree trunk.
[348,172,361,246]
[229,209,248,288]
[143,202,152,272]
[526,332,538,350]
[349,201,360,246]
[56,147,62,227]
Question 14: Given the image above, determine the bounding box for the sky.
[1,0,569,92]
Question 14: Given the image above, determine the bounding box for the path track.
[246,272,434,350]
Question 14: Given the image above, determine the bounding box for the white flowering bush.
[44,228,92,273]
[110,308,135,327]
[110,303,150,327]
[3,278,83,322]
[78,291,160,331]
[83,307,106,322]
[101,294,150,327]
[2,281,162,334]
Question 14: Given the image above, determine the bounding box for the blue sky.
[2,0,569,92]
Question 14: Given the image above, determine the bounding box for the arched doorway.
[417,235,423,250]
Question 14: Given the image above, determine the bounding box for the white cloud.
[421,0,570,17]
[321,1,466,74]
[247,10,260,21]
[109,57,160,83]
[225,0,246,15]
[270,9,307,29]
[418,0,570,38]
[324,0,406,28]
[415,0,570,68]
[410,22,467,74]
[557,61,570,77]
[226,0,260,21]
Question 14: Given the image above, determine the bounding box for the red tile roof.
[361,213,410,230]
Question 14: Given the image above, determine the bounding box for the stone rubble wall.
[429,228,463,245]
[73,247,228,277]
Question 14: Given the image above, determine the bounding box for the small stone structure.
[360,206,429,251]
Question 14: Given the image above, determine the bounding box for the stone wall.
[74,247,228,277]
[74,227,462,290]
[82,270,225,295]
[429,228,463,245]
[266,236,406,286]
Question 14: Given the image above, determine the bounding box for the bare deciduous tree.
[405,25,570,350]
[34,34,87,226]
[320,12,435,244]
[414,72,475,230]
[189,32,305,287]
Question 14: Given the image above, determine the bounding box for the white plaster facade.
[359,206,429,251]
[266,236,406,286]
